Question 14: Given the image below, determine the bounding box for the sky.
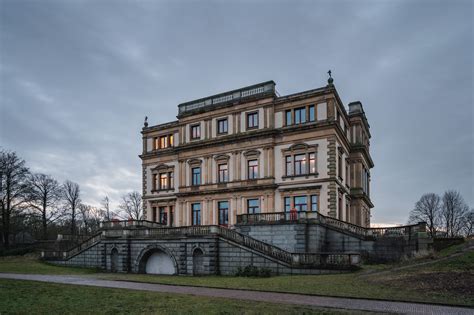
[0,0,472,225]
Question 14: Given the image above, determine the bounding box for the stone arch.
[110,247,119,273]
[135,244,178,275]
[192,247,205,276]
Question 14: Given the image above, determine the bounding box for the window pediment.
[243,150,261,158]
[214,154,230,162]
[152,163,174,173]
[187,158,202,166]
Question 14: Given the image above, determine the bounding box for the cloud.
[1,0,472,225]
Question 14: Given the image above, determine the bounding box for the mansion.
[140,77,374,228]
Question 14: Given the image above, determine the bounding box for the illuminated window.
[159,173,168,189]
[159,136,168,148]
[309,153,316,174]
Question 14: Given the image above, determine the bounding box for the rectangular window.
[247,159,258,179]
[152,174,158,190]
[169,172,174,189]
[311,195,318,212]
[293,196,308,212]
[169,206,174,227]
[294,107,306,124]
[218,163,229,183]
[338,154,342,179]
[152,206,157,222]
[285,156,293,176]
[309,153,316,174]
[169,134,174,147]
[217,118,228,134]
[294,154,306,175]
[218,201,229,226]
[153,138,159,150]
[285,110,292,126]
[309,105,315,122]
[247,199,260,214]
[159,173,168,190]
[284,197,291,212]
[191,124,201,140]
[246,111,259,129]
[159,136,168,148]
[159,206,167,225]
[192,203,201,225]
[192,167,201,186]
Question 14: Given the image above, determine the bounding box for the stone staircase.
[42,224,360,269]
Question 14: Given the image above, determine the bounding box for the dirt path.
[1,273,473,315]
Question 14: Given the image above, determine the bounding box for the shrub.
[235,265,272,277]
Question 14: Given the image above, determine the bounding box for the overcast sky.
[1,0,472,224]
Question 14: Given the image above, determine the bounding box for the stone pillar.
[185,201,190,226]
[212,199,217,225]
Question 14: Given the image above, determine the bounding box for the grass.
[0,255,97,275]
[0,244,472,307]
[0,279,365,314]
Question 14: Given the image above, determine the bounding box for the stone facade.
[140,79,374,228]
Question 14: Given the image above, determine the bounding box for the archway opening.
[140,249,176,275]
[110,248,119,272]
[193,248,205,276]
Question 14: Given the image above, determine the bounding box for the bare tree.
[27,173,64,239]
[101,196,112,221]
[0,150,30,248]
[441,190,468,237]
[119,191,143,220]
[462,210,474,237]
[408,193,441,238]
[63,180,81,235]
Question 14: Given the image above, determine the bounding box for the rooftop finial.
[327,70,334,86]
[144,116,148,128]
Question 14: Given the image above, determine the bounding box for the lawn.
[0,279,363,315]
[0,245,473,307]
[0,255,97,275]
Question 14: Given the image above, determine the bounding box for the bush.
[235,265,272,277]
[0,245,36,257]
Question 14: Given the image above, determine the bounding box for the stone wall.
[237,222,432,262]
[49,234,347,276]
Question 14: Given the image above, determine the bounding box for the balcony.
[178,81,276,116]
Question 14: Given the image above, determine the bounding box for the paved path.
[1,273,473,315]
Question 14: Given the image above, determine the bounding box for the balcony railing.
[178,81,276,115]
[99,220,165,230]
[236,211,426,240]
[43,223,360,268]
